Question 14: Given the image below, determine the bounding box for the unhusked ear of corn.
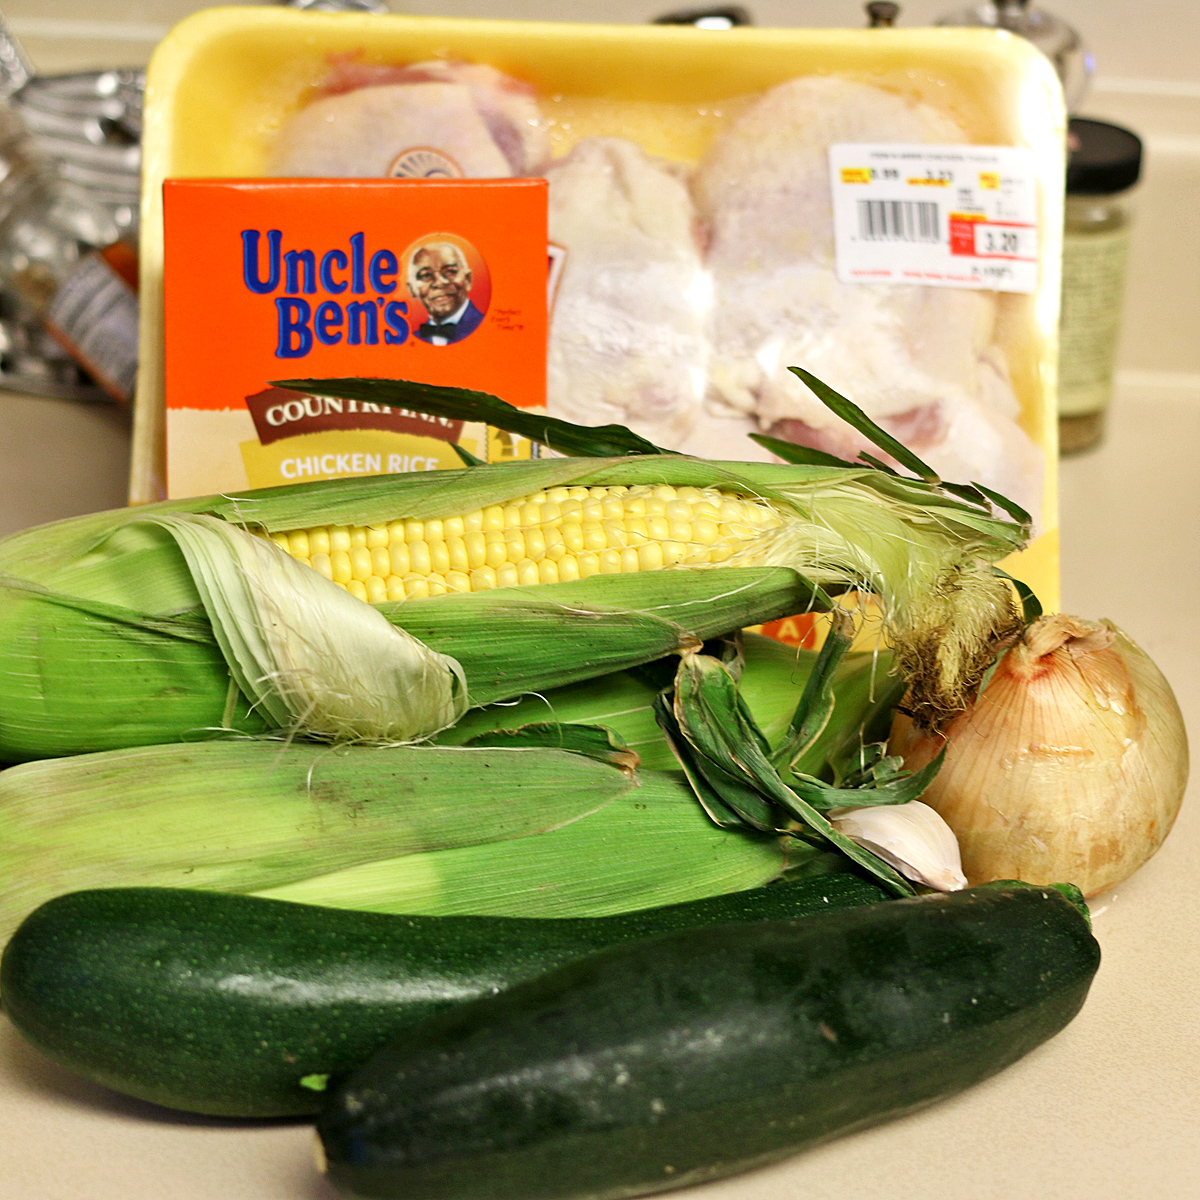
[0,739,636,944]
[0,450,1025,760]
[0,739,787,944]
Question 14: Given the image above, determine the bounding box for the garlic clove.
[828,801,967,892]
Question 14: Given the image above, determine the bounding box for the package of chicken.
[134,8,1065,609]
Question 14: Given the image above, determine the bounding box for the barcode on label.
[857,199,940,244]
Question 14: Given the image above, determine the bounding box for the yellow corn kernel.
[540,501,562,522]
[567,487,590,501]
[561,522,585,554]
[482,505,505,531]
[537,558,560,584]
[577,551,601,578]
[517,559,541,586]
[692,517,720,545]
[462,509,484,533]
[404,575,430,600]
[426,573,449,597]
[350,546,373,582]
[446,570,472,594]
[350,528,369,548]
[557,554,580,582]
[601,499,625,519]
[346,579,369,602]
[309,528,331,556]
[424,519,444,542]
[366,526,388,549]
[520,503,542,527]
[669,520,692,544]
[620,547,641,573]
[637,541,665,571]
[365,576,388,604]
[311,552,333,580]
[652,485,678,501]
[661,541,687,567]
[545,487,570,503]
[496,562,520,588]
[599,549,623,574]
[385,578,407,602]
[370,547,392,578]
[330,550,352,583]
[524,528,546,562]
[647,515,670,541]
[505,530,527,562]
[286,531,309,557]
[403,519,424,543]
[464,531,488,569]
[502,505,523,529]
[408,540,432,577]
[447,536,470,572]
[430,539,451,576]
[389,541,411,577]
[443,515,465,538]
[329,527,352,553]
[582,522,607,552]
[470,565,498,590]
[486,531,509,569]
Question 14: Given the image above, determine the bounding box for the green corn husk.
[0,449,1024,760]
[0,739,787,942]
[442,631,900,778]
[0,739,636,944]
[253,770,787,918]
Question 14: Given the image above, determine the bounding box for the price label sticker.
[829,144,1039,293]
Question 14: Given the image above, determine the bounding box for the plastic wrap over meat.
[545,137,770,461]
[269,59,548,178]
[693,76,1043,518]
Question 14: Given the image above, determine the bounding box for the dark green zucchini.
[318,881,1099,1200]
[0,872,887,1118]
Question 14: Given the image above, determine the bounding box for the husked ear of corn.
[0,443,1025,759]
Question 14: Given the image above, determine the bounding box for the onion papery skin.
[891,615,1188,898]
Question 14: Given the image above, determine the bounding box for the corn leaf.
[664,652,916,897]
[462,723,639,777]
[273,376,670,458]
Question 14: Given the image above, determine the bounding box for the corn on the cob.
[0,452,1026,760]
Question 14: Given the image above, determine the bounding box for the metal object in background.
[12,70,143,238]
[653,7,753,27]
[866,3,901,27]
[0,6,143,403]
[282,0,390,13]
[936,0,1093,111]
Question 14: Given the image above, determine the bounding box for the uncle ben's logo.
[241,229,492,358]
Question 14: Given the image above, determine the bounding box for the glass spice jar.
[1057,118,1142,454]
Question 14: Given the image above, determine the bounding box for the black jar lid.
[1067,118,1143,195]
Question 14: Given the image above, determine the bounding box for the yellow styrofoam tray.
[134,6,1065,606]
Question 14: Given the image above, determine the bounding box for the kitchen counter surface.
[0,374,1197,1199]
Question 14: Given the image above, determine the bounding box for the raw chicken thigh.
[693,76,1043,516]
[269,60,548,178]
[546,137,769,461]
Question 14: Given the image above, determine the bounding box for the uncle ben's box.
[162,178,548,500]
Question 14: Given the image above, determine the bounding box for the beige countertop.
[0,376,1197,1200]
[2,6,1199,1194]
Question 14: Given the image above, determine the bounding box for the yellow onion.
[890,613,1188,897]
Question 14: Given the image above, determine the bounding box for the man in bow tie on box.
[408,241,485,346]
